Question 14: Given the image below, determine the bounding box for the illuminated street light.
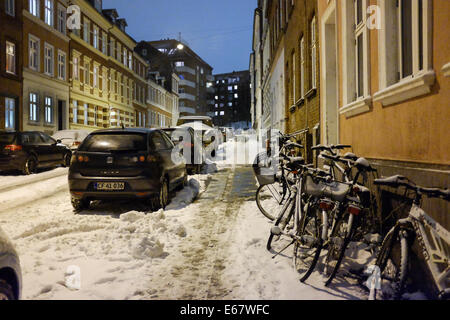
[177,43,184,50]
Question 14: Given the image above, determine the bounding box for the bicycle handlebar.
[374,175,450,201]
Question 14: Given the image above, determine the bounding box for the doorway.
[58,100,66,131]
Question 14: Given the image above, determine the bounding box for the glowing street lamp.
[177,43,184,50]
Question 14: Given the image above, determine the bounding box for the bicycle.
[254,136,304,221]
[372,175,450,300]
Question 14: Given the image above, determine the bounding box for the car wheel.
[62,152,72,167]
[0,280,15,300]
[151,178,169,210]
[71,197,90,212]
[22,156,37,175]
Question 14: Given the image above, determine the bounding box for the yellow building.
[318,0,449,228]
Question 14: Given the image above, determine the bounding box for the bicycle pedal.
[271,226,282,236]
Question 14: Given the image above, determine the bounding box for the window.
[175,61,184,67]
[44,44,54,76]
[6,42,16,74]
[58,51,66,80]
[123,48,127,65]
[291,51,296,103]
[29,36,40,71]
[142,49,147,56]
[300,36,305,97]
[84,62,90,85]
[73,100,78,123]
[102,32,107,55]
[44,97,53,124]
[84,104,88,125]
[29,0,39,17]
[355,0,365,98]
[220,111,225,116]
[234,93,238,99]
[93,66,99,88]
[83,19,90,43]
[93,27,99,49]
[310,16,317,88]
[73,56,79,80]
[57,5,66,34]
[5,98,15,129]
[399,0,413,79]
[94,106,98,126]
[44,0,54,26]
[29,93,38,122]
[128,53,132,69]
[6,0,14,16]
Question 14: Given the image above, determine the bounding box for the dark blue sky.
[104,0,256,74]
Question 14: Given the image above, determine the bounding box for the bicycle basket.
[253,152,277,186]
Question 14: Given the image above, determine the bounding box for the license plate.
[95,182,125,191]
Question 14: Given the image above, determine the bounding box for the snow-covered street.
[0,152,370,300]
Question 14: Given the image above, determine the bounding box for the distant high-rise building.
[212,70,251,129]
[146,39,214,117]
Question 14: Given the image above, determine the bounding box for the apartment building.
[147,39,213,117]
[133,51,149,128]
[0,0,23,131]
[212,70,251,129]
[261,0,286,132]
[23,0,70,135]
[318,0,449,228]
[250,6,263,134]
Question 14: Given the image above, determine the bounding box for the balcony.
[179,106,195,115]
[179,79,196,88]
[175,66,196,75]
[179,93,196,101]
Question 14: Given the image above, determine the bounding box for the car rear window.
[0,133,16,144]
[79,134,148,152]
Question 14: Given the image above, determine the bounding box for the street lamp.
[177,43,184,50]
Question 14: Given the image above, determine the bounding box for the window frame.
[29,35,40,71]
[44,96,53,124]
[44,43,54,76]
[44,0,54,27]
[29,92,39,122]
[57,4,67,35]
[6,0,15,16]
[5,97,15,129]
[29,0,39,17]
[57,50,66,81]
[6,41,16,75]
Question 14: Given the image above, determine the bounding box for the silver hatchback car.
[0,226,22,300]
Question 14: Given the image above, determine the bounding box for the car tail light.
[319,200,334,211]
[4,145,22,152]
[72,141,81,147]
[147,155,157,163]
[139,156,146,162]
[347,204,362,216]
[77,155,89,162]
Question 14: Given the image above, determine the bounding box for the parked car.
[52,130,90,151]
[0,131,72,175]
[0,226,22,300]
[68,128,187,211]
[162,126,203,174]
[177,115,214,127]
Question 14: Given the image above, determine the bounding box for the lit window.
[29,0,39,17]
[83,20,90,43]
[234,93,238,99]
[45,97,53,124]
[5,98,15,129]
[175,61,184,67]
[73,56,79,80]
[93,66,99,88]
[228,86,233,91]
[93,27,99,49]
[29,36,40,71]
[44,0,54,26]
[29,93,38,122]
[6,42,16,74]
[84,104,88,125]
[73,100,78,123]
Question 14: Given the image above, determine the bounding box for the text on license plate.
[95,182,125,191]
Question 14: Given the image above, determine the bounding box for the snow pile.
[131,236,165,259]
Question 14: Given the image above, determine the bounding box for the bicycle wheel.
[374,228,409,300]
[293,203,323,282]
[324,213,357,286]
[256,182,286,221]
[267,197,295,251]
